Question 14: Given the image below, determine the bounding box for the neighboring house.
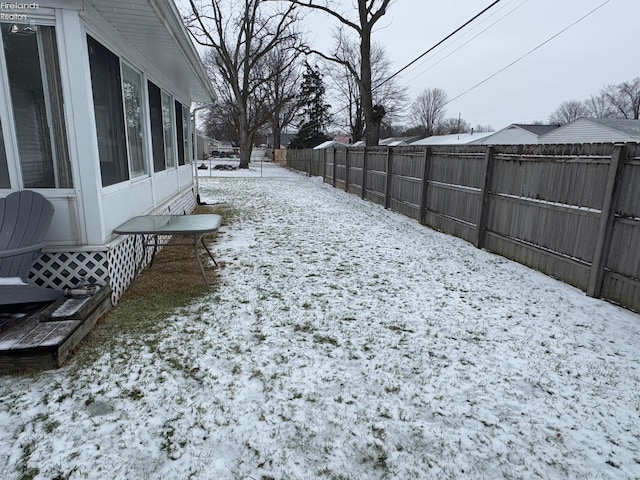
[313,140,349,150]
[218,140,236,153]
[0,0,215,304]
[538,118,640,143]
[333,135,352,145]
[412,131,494,145]
[379,136,422,146]
[470,124,560,144]
[196,135,222,160]
[266,133,296,149]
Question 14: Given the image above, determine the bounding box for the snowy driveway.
[1,162,640,479]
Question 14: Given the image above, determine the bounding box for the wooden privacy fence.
[286,143,640,313]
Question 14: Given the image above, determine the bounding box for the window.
[148,81,165,172]
[162,91,175,169]
[149,81,177,172]
[87,36,128,187]
[121,64,147,178]
[175,100,185,166]
[182,104,192,164]
[0,118,9,188]
[2,23,72,188]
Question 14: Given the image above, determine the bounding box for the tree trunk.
[272,108,282,159]
[360,24,384,146]
[238,113,252,169]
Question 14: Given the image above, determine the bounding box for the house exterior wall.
[539,119,632,143]
[0,3,210,304]
[31,185,197,304]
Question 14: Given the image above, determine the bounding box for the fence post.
[475,146,495,249]
[322,147,327,182]
[587,143,626,298]
[419,148,431,225]
[361,147,368,200]
[384,147,393,209]
[332,147,337,188]
[344,148,350,192]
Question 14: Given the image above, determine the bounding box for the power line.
[402,0,529,86]
[376,0,504,90]
[444,0,611,107]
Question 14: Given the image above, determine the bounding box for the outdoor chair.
[0,190,64,306]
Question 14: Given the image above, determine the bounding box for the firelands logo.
[0,2,39,21]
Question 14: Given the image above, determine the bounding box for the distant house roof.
[267,133,296,148]
[313,140,349,149]
[513,124,561,136]
[538,118,640,144]
[379,136,422,146]
[412,131,494,145]
[470,124,560,145]
[586,118,640,136]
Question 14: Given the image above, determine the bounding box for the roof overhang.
[87,0,215,103]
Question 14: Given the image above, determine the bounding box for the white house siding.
[0,2,213,303]
[539,119,631,143]
[32,185,196,304]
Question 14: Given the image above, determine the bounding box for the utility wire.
[376,0,503,90]
[444,0,611,107]
[402,0,529,86]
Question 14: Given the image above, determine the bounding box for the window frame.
[0,22,73,189]
[120,61,148,180]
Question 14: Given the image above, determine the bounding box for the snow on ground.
[1,162,640,479]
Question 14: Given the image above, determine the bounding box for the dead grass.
[117,204,225,300]
[69,203,233,366]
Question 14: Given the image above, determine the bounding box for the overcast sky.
[302,0,640,130]
[180,0,640,132]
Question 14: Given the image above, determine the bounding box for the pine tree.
[289,62,331,148]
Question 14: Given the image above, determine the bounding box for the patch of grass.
[313,334,339,346]
[71,205,229,366]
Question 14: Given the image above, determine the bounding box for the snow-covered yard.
[1,161,640,479]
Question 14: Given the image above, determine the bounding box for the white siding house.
[470,124,560,144]
[0,0,215,303]
[538,118,640,143]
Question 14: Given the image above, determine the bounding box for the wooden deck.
[0,285,112,373]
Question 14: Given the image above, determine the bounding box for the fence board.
[285,142,640,313]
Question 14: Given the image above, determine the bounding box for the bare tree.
[284,0,392,146]
[548,99,590,125]
[602,78,640,119]
[328,36,407,142]
[439,116,471,135]
[411,88,448,136]
[263,48,304,154]
[473,124,494,133]
[584,93,615,118]
[185,0,302,168]
[202,100,238,144]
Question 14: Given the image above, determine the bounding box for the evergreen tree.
[289,62,331,149]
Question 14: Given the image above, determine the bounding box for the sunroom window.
[182,104,192,164]
[0,118,9,188]
[87,36,128,187]
[121,64,147,178]
[148,81,165,172]
[1,23,72,188]
[162,91,175,169]
[175,100,185,166]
